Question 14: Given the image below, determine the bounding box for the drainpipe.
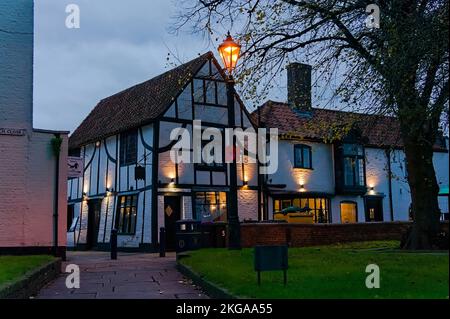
[386,149,394,221]
[51,134,62,257]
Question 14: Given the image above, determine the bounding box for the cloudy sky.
[34,0,237,132]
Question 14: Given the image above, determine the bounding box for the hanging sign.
[68,156,84,178]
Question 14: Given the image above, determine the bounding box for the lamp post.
[218,32,241,250]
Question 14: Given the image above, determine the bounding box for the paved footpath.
[35,251,208,299]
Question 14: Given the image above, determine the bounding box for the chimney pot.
[287,63,312,112]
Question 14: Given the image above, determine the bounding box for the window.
[195,192,227,223]
[294,144,312,169]
[342,144,365,187]
[273,197,330,223]
[67,204,75,231]
[340,201,357,223]
[120,129,138,166]
[115,195,138,234]
[197,129,225,169]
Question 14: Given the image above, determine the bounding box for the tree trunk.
[402,138,441,250]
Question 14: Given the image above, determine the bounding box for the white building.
[255,63,449,224]
[0,0,68,256]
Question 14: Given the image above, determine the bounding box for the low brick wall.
[241,222,449,248]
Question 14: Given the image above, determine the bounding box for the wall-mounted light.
[300,184,306,192]
[369,186,375,195]
[95,141,101,147]
[170,178,175,184]
[243,180,248,186]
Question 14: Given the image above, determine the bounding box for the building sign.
[0,128,26,136]
[68,157,84,178]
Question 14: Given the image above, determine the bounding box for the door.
[365,197,384,222]
[86,200,101,249]
[340,201,357,223]
[164,196,181,251]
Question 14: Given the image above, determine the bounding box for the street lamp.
[218,32,241,250]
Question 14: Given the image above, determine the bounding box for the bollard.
[159,227,166,257]
[110,229,117,260]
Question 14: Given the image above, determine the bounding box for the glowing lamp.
[218,32,241,75]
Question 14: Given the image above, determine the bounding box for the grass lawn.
[179,241,449,299]
[0,255,55,288]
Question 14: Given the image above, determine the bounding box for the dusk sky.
[33,0,310,133]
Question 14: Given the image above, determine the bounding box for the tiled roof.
[69,52,213,149]
[252,101,445,149]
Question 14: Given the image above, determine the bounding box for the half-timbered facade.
[67,53,259,250]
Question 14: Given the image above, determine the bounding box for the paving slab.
[36,251,209,299]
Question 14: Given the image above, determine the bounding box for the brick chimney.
[287,63,312,111]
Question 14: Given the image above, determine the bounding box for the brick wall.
[241,222,449,247]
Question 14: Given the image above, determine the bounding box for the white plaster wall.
[365,148,391,221]
[238,190,258,221]
[269,140,334,193]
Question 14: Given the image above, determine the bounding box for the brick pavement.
[35,251,208,299]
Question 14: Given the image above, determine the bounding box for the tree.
[175,0,449,249]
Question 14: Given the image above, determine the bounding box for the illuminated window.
[115,195,138,234]
[195,192,227,223]
[273,197,330,223]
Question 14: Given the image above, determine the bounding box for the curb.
[176,259,236,299]
[0,258,61,299]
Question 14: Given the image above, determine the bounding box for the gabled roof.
[69,52,213,149]
[252,101,447,150]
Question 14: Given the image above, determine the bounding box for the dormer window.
[342,144,365,187]
[294,144,312,169]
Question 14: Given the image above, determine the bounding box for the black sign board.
[254,245,288,285]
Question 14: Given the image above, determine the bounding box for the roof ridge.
[99,51,213,103]
[258,100,397,119]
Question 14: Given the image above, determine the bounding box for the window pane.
[358,158,365,186]
[293,198,300,207]
[281,200,291,209]
[194,104,228,125]
[193,79,204,103]
[344,157,354,186]
[205,81,216,104]
[303,147,311,168]
[274,200,280,212]
[294,147,302,167]
[217,82,227,106]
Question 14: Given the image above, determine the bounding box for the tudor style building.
[67,54,448,251]
[254,63,449,224]
[67,53,259,250]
